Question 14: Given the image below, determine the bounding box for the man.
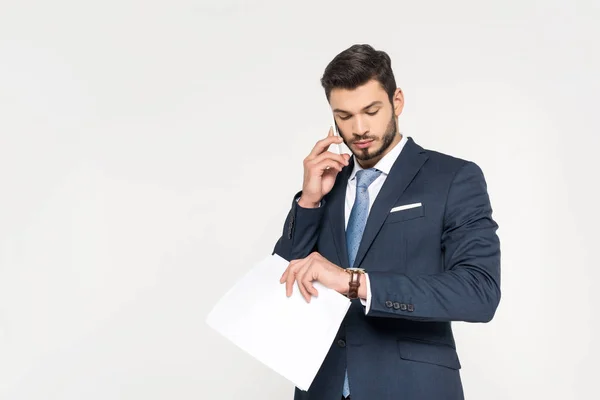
[272,44,501,400]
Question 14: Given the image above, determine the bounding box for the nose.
[352,115,369,137]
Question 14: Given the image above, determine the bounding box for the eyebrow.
[333,101,383,114]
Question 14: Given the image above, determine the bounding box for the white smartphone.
[332,118,344,155]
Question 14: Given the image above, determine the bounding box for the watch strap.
[348,270,361,299]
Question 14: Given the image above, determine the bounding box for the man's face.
[330,79,404,166]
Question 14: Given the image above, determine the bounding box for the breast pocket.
[384,203,424,224]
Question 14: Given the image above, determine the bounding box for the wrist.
[298,196,320,208]
[336,269,350,294]
[342,268,367,299]
[357,274,367,300]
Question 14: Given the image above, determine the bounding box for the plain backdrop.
[1,1,598,399]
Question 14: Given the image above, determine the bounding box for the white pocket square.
[390,202,422,213]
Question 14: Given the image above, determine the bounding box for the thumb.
[328,126,334,137]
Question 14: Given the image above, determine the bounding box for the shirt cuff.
[296,196,321,207]
[360,273,372,314]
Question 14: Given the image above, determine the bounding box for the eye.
[339,115,352,121]
[366,110,379,116]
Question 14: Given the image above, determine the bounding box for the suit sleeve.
[367,161,501,323]
[272,191,326,262]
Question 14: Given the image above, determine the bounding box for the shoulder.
[404,138,492,198]
[410,138,481,179]
[426,149,468,167]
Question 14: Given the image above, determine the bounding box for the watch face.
[347,268,365,273]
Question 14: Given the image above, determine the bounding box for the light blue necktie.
[342,168,382,398]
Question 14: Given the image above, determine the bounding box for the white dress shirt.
[345,134,408,313]
[296,134,409,312]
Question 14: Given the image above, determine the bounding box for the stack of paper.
[206,254,351,391]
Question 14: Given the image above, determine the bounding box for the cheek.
[337,122,351,138]
[370,116,389,137]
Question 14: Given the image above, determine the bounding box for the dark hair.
[320,44,397,103]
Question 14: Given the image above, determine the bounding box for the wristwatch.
[346,268,365,299]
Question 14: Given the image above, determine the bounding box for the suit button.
[407,304,414,312]
[400,303,408,311]
[337,339,346,348]
[393,302,401,310]
[385,300,393,308]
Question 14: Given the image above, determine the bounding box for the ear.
[392,88,404,117]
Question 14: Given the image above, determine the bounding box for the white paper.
[206,253,351,391]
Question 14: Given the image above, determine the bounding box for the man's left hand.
[279,252,348,302]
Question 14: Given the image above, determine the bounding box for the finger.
[299,262,319,301]
[322,166,339,179]
[307,135,344,159]
[280,260,299,283]
[297,279,311,303]
[328,126,333,137]
[314,159,345,174]
[296,281,311,303]
[295,266,311,302]
[279,268,288,284]
[285,268,296,297]
[297,280,310,303]
[303,279,319,298]
[311,151,349,168]
[285,260,305,297]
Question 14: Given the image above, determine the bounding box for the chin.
[353,148,380,161]
[353,154,374,162]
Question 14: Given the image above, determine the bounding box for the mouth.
[354,139,374,149]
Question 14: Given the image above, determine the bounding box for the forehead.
[329,79,388,112]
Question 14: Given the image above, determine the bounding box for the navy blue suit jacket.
[272,137,501,400]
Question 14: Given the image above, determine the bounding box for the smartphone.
[332,118,345,155]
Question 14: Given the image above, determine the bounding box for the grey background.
[0,0,598,399]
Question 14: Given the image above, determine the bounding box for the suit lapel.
[327,156,354,269]
[352,137,429,269]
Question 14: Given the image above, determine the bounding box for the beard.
[339,114,397,162]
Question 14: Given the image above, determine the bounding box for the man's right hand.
[298,127,350,208]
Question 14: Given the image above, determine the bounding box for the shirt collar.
[349,133,409,181]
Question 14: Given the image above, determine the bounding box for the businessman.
[272,44,501,400]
